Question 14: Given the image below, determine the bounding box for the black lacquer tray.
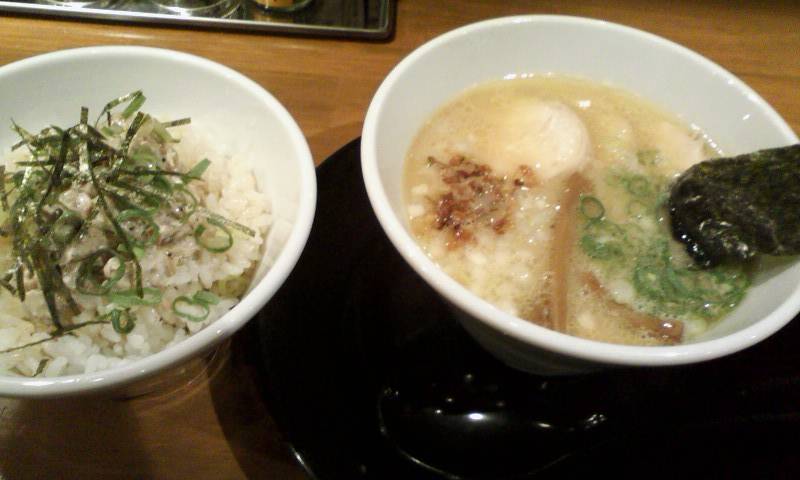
[246,138,800,479]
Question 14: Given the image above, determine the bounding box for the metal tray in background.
[0,0,395,40]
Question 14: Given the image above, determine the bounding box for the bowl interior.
[0,47,315,395]
[363,16,800,361]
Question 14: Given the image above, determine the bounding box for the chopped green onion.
[172,296,210,322]
[171,185,197,221]
[85,145,145,297]
[194,218,233,253]
[626,200,649,218]
[116,208,160,248]
[199,209,256,237]
[104,309,135,334]
[625,175,651,197]
[637,149,660,166]
[51,209,84,246]
[150,175,174,194]
[107,288,162,308]
[579,195,605,220]
[130,148,161,167]
[95,90,144,126]
[100,125,123,137]
[121,92,146,119]
[0,91,258,339]
[76,248,126,296]
[193,290,220,305]
[150,119,176,144]
[580,219,628,261]
[184,159,210,182]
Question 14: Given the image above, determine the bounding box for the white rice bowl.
[0,47,315,397]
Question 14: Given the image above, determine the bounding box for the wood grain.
[0,1,798,478]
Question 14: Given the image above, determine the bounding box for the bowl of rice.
[0,46,316,397]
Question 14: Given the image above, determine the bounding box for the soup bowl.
[361,15,800,374]
[0,46,316,396]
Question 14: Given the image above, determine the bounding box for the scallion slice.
[108,288,162,308]
[116,208,160,248]
[579,195,605,220]
[185,159,210,181]
[105,309,135,334]
[172,296,210,322]
[121,92,146,119]
[76,248,126,296]
[194,218,233,253]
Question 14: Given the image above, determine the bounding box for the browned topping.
[514,165,537,188]
[428,155,537,247]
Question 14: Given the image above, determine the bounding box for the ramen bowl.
[361,15,799,374]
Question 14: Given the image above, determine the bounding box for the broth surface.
[404,75,745,345]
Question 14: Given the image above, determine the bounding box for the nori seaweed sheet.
[668,144,800,267]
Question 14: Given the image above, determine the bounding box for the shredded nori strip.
[0,320,110,354]
[668,144,800,267]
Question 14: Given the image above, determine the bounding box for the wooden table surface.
[0,1,798,478]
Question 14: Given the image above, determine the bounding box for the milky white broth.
[403,75,735,346]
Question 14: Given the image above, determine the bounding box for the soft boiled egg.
[482,98,591,180]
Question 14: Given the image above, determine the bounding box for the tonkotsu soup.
[404,75,751,346]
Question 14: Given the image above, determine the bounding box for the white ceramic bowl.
[0,46,316,396]
[361,15,800,374]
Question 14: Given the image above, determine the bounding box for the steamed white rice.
[0,123,271,377]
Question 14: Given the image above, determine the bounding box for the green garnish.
[194,218,234,253]
[95,90,144,126]
[108,288,162,308]
[199,208,257,237]
[121,92,146,119]
[104,309,135,334]
[579,195,605,220]
[76,248,126,296]
[116,208,160,248]
[172,290,220,322]
[51,209,84,246]
[192,290,220,306]
[185,159,211,182]
[579,166,750,320]
[632,240,749,318]
[0,91,257,338]
[150,119,177,144]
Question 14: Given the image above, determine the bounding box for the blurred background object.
[3,0,395,38]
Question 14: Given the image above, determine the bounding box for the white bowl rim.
[361,15,800,367]
[0,46,317,397]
